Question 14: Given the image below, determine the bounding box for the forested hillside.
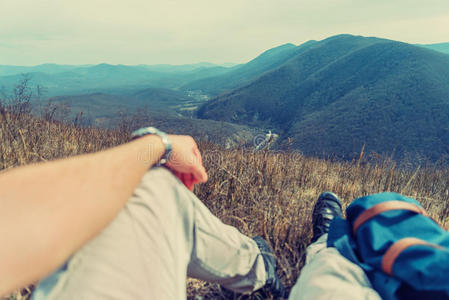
[198,35,449,161]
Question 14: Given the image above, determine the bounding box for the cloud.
[0,0,448,65]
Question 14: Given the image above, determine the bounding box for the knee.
[132,167,196,220]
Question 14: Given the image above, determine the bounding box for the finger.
[192,164,208,183]
[193,147,203,166]
[192,167,207,184]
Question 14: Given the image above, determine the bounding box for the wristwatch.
[131,127,172,165]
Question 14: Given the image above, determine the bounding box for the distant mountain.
[1,46,297,97]
[418,42,449,55]
[0,64,88,76]
[181,41,318,95]
[0,65,158,96]
[0,62,226,77]
[198,34,449,161]
[0,63,231,96]
[0,42,330,98]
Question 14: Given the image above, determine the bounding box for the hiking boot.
[311,192,343,243]
[220,236,287,299]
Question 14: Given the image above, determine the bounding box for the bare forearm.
[0,135,164,295]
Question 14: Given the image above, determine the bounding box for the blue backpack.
[328,192,449,300]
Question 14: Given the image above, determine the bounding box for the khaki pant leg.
[288,234,382,300]
[33,167,265,300]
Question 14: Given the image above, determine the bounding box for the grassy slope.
[1,108,449,300]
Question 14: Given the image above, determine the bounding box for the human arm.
[0,134,207,296]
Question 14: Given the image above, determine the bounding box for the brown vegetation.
[1,100,449,300]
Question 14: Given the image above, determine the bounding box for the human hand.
[165,135,208,190]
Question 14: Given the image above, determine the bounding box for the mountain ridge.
[180,40,318,95]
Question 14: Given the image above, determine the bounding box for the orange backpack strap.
[381,238,444,276]
[352,201,429,234]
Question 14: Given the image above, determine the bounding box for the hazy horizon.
[1,0,448,66]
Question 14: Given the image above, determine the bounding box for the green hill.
[198,34,449,161]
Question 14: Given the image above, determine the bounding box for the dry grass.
[190,145,449,299]
[1,103,449,300]
[0,109,127,171]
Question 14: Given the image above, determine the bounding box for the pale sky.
[1,0,449,66]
